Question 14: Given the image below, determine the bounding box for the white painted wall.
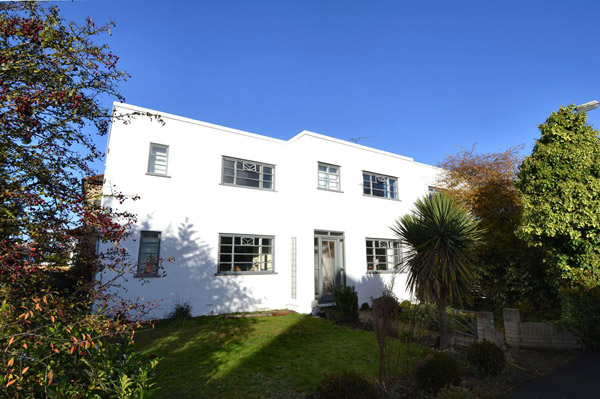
[99,103,441,319]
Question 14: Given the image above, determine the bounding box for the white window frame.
[317,162,341,191]
[366,238,402,272]
[363,171,398,200]
[136,231,161,277]
[221,156,275,191]
[147,143,170,177]
[217,233,275,274]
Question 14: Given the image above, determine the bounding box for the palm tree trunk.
[437,298,451,350]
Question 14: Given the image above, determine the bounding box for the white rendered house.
[99,102,441,319]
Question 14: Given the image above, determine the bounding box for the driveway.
[511,351,600,399]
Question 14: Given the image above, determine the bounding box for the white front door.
[314,231,345,303]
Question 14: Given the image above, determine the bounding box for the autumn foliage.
[1,3,160,397]
[438,146,560,314]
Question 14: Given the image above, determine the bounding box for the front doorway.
[314,230,345,303]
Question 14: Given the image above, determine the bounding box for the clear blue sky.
[59,0,600,168]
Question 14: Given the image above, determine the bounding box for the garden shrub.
[413,352,462,394]
[436,385,476,399]
[561,286,600,350]
[167,301,193,321]
[466,340,506,376]
[333,286,359,324]
[0,287,160,398]
[360,302,370,311]
[414,302,441,331]
[316,370,379,399]
[400,300,412,309]
[372,294,400,321]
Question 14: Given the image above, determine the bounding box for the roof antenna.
[349,135,376,144]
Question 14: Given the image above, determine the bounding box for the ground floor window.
[218,234,274,273]
[366,238,401,271]
[137,231,161,276]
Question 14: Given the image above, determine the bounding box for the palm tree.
[392,192,483,349]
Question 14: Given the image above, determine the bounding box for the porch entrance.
[314,230,345,303]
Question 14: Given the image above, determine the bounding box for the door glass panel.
[314,233,345,303]
[321,240,335,298]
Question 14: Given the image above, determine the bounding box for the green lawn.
[134,313,425,399]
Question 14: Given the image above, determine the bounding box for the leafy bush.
[372,294,401,320]
[400,300,412,309]
[437,385,476,399]
[561,286,600,349]
[466,340,506,376]
[414,302,441,331]
[0,287,160,398]
[333,286,359,324]
[81,344,160,398]
[413,352,462,394]
[167,301,193,321]
[316,370,379,399]
[360,302,370,311]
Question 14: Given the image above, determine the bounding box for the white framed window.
[318,162,341,191]
[363,172,398,199]
[366,238,402,271]
[147,143,169,176]
[218,234,274,273]
[222,157,274,190]
[137,231,161,276]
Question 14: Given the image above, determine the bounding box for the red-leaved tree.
[1,3,163,397]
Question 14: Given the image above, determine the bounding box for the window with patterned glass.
[366,238,402,271]
[317,162,340,191]
[218,234,274,273]
[363,172,398,199]
[147,143,169,176]
[221,157,274,190]
[137,231,161,276]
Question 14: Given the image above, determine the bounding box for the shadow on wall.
[121,217,264,318]
[349,272,388,306]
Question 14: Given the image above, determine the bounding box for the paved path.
[511,351,600,399]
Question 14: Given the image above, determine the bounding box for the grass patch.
[134,313,425,398]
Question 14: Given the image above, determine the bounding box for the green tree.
[438,146,560,314]
[392,192,483,349]
[516,106,600,288]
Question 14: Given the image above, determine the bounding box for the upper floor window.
[222,157,274,190]
[137,231,161,277]
[147,143,169,176]
[366,238,402,272]
[363,172,398,199]
[318,162,340,191]
[218,234,274,273]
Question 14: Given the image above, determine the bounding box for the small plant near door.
[333,285,359,324]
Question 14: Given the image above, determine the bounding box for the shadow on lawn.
[139,313,427,399]
[204,315,380,399]
[137,315,260,395]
